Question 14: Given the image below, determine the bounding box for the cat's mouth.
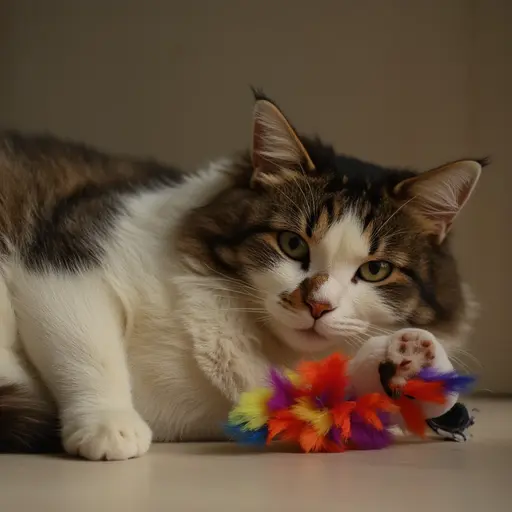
[267,305,369,352]
[282,324,344,352]
[298,327,328,342]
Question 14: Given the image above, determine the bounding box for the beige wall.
[1,1,511,392]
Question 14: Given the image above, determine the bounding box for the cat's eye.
[357,260,393,283]
[277,231,309,261]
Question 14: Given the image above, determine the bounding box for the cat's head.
[179,92,483,353]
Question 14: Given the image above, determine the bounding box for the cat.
[0,91,483,460]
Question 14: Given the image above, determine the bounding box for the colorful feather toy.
[225,353,475,453]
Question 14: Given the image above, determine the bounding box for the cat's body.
[0,134,308,455]
[0,94,483,459]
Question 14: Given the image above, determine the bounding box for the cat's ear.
[394,159,483,243]
[251,95,315,187]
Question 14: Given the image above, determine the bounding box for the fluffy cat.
[0,92,482,459]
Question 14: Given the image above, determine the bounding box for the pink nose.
[307,300,334,320]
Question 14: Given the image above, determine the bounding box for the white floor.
[0,399,510,512]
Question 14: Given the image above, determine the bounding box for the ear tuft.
[250,86,272,103]
[395,160,482,242]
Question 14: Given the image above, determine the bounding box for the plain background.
[0,0,510,392]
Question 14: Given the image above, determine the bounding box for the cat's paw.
[386,328,436,386]
[62,409,152,461]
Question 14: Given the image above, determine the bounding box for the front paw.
[386,328,436,385]
[62,409,152,461]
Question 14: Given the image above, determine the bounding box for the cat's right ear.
[394,159,484,243]
[251,95,315,187]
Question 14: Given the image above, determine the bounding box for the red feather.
[403,379,446,404]
[395,396,427,437]
[298,353,349,404]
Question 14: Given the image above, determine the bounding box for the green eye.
[277,231,309,261]
[357,260,393,283]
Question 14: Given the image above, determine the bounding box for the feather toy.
[225,353,475,453]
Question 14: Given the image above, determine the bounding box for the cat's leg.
[11,270,152,461]
[0,273,59,452]
[180,285,269,403]
[192,327,268,403]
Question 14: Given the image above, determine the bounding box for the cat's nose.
[306,300,335,319]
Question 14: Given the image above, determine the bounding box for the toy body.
[225,328,475,452]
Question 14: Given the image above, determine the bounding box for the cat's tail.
[0,383,61,453]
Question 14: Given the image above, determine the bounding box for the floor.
[0,398,510,512]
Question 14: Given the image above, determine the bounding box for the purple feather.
[267,368,296,411]
[329,426,342,446]
[417,368,476,394]
[349,412,394,450]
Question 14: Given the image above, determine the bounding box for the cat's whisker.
[366,324,394,336]
[198,283,259,293]
[255,314,272,324]
[448,355,472,374]
[345,334,364,352]
[178,276,262,296]
[215,308,268,313]
[298,163,318,211]
[290,172,315,217]
[201,264,261,290]
[209,294,265,308]
[372,195,417,239]
[450,348,483,369]
[449,353,480,374]
[274,187,304,216]
[213,280,261,294]
[213,288,265,300]
[345,339,361,350]
[348,333,367,346]
[377,228,410,242]
[186,283,265,300]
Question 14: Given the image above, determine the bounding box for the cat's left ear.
[251,96,315,187]
[394,159,484,243]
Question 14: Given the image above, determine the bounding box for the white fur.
[0,160,462,460]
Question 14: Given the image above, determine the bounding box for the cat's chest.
[124,292,236,441]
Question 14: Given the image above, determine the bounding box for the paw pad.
[387,328,438,382]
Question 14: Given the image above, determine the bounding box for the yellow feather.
[292,398,333,436]
[284,369,302,386]
[228,388,273,430]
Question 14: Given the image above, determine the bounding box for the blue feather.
[223,423,268,446]
[417,368,476,394]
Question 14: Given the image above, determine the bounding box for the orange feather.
[299,425,328,453]
[267,410,303,444]
[331,402,356,440]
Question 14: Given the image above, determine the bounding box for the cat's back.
[0,131,184,270]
